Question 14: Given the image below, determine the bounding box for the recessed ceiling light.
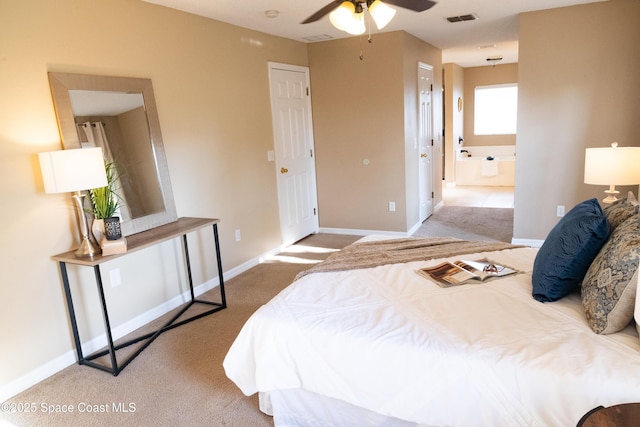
[478,44,496,49]
[265,10,279,18]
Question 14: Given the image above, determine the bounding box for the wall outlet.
[389,201,396,212]
[557,205,565,217]
[110,268,122,288]
[235,229,242,242]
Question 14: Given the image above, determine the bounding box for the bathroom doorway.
[443,185,514,208]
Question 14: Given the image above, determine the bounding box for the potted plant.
[88,161,124,241]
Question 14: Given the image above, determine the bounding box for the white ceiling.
[69,90,145,116]
[142,0,605,68]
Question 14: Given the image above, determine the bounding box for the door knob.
[280,167,289,174]
[420,153,428,158]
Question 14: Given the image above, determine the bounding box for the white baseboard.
[319,227,408,237]
[407,221,422,236]
[512,238,544,248]
[0,245,281,404]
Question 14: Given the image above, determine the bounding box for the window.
[474,84,518,135]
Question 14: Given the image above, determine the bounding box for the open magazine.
[417,258,517,287]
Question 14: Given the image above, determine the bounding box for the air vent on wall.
[446,13,479,23]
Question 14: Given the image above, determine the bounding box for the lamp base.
[603,187,620,204]
[75,236,100,258]
[72,191,101,258]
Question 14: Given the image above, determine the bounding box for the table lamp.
[584,142,640,204]
[39,147,108,257]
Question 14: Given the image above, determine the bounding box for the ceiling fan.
[302,0,437,25]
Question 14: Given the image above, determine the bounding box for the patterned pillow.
[635,274,640,339]
[603,191,639,231]
[532,198,610,302]
[582,215,640,334]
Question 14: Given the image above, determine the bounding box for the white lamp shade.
[369,0,396,29]
[584,144,640,185]
[39,147,108,193]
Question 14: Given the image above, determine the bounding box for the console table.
[52,217,226,376]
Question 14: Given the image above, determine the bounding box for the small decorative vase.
[92,218,105,244]
[104,217,122,240]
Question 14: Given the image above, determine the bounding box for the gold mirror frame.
[48,72,177,236]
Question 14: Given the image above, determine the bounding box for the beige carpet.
[414,206,514,243]
[1,234,359,427]
[1,209,512,427]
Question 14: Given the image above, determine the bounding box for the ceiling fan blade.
[301,1,344,24]
[383,0,437,13]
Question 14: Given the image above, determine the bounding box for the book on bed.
[417,259,516,287]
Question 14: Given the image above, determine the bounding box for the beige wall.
[443,63,464,184]
[514,0,640,241]
[308,31,442,233]
[0,0,307,395]
[402,33,444,228]
[463,63,518,147]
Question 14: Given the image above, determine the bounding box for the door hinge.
[431,191,434,198]
[431,139,434,146]
[310,149,313,158]
[306,87,309,96]
[313,208,317,215]
[430,84,433,91]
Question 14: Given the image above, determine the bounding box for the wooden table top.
[52,217,219,266]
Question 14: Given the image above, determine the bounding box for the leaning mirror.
[48,72,177,236]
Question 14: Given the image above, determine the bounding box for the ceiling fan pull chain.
[359,10,373,60]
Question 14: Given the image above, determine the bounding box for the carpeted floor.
[1,208,512,427]
[0,234,360,427]
[414,206,514,243]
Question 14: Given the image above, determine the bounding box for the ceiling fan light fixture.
[346,10,366,34]
[368,0,396,30]
[329,1,357,32]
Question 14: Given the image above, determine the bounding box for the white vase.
[92,218,105,245]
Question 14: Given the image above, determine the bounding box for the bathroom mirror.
[48,72,177,236]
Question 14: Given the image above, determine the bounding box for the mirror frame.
[48,72,177,236]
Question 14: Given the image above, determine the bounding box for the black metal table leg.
[213,223,227,308]
[59,261,84,363]
[92,265,119,375]
[182,233,196,301]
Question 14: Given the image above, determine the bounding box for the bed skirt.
[260,390,434,427]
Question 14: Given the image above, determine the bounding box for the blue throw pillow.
[532,198,610,302]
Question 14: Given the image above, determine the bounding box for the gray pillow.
[582,214,640,334]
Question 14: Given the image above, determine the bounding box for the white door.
[418,63,434,222]
[268,62,319,245]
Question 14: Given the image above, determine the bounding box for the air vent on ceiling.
[303,34,334,42]
[446,14,479,23]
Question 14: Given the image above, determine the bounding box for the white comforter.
[223,247,640,426]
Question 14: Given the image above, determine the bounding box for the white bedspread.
[223,247,640,426]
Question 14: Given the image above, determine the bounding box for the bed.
[223,198,640,427]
